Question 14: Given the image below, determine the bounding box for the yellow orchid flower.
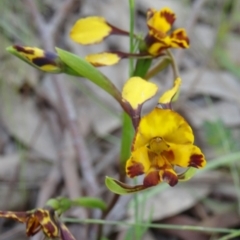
[0,208,75,239]
[145,8,189,56]
[126,107,206,187]
[105,77,206,193]
[125,76,205,187]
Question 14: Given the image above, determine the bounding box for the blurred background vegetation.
[1,0,240,239]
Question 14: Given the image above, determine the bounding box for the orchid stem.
[166,49,180,79]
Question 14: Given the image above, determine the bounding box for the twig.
[49,0,77,38]
[24,0,99,197]
[52,75,99,196]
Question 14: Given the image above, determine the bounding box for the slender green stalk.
[128,0,135,75]
[63,218,237,234]
[97,1,136,239]
[166,49,179,79]
[145,57,171,79]
[218,231,240,240]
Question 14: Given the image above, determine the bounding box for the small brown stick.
[24,0,99,196]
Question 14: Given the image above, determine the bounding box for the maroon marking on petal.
[163,171,178,187]
[171,41,185,48]
[144,34,158,47]
[32,57,57,67]
[160,10,176,25]
[42,222,58,237]
[171,40,188,49]
[143,171,160,187]
[26,215,41,236]
[188,154,204,168]
[127,162,144,178]
[13,45,34,54]
[170,31,190,48]
[162,150,174,161]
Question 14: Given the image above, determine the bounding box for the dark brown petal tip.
[127,162,144,178]
[160,10,176,25]
[163,171,178,187]
[143,171,160,187]
[13,45,34,54]
[188,154,205,168]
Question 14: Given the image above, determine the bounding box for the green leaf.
[105,176,146,195]
[56,48,122,100]
[72,197,107,211]
[178,167,198,182]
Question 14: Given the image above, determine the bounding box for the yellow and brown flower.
[0,208,75,240]
[69,7,190,66]
[126,107,206,187]
[145,7,189,56]
[124,77,205,187]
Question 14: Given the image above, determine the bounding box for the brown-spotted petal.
[143,169,160,187]
[0,211,27,223]
[147,8,176,35]
[8,45,62,73]
[169,28,190,49]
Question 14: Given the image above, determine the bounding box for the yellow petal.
[85,52,121,66]
[169,28,190,48]
[122,77,158,109]
[158,77,181,104]
[147,41,168,56]
[12,45,61,73]
[126,146,151,178]
[162,143,206,169]
[70,17,112,45]
[134,108,194,150]
[147,7,176,34]
[159,168,178,186]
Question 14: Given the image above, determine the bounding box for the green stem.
[128,0,135,75]
[97,1,136,240]
[145,56,171,79]
[63,218,237,234]
[166,49,179,79]
[218,231,240,240]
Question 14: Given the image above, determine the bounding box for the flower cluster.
[70,7,189,66]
